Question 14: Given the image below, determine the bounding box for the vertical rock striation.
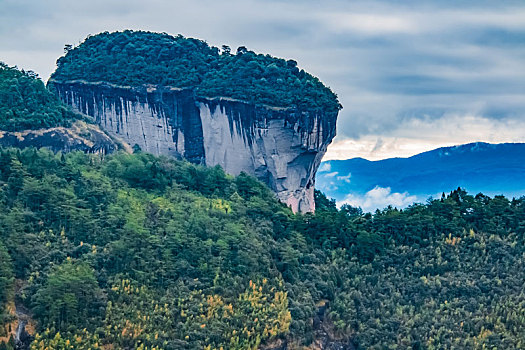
[51,81,337,212]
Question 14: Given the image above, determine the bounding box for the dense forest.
[0,147,524,349]
[0,63,79,131]
[49,30,341,114]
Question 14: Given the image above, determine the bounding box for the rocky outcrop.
[0,121,119,155]
[50,81,337,212]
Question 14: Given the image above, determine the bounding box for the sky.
[1,0,525,160]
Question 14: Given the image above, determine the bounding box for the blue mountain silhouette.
[317,142,525,205]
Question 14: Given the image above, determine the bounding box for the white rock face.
[198,103,331,212]
[199,103,253,175]
[98,96,179,156]
[52,81,337,213]
[59,86,184,158]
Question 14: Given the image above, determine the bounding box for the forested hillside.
[50,30,341,113]
[0,148,524,349]
[0,63,79,131]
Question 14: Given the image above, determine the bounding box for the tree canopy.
[0,63,79,131]
[50,30,342,114]
[0,148,524,349]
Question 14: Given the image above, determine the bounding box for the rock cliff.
[50,80,337,212]
[0,120,118,155]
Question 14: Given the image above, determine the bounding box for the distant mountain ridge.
[317,142,525,209]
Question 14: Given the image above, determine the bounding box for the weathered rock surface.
[0,120,119,155]
[50,80,337,212]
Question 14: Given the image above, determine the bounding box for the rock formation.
[0,120,118,155]
[50,80,337,212]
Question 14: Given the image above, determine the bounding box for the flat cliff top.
[0,62,80,131]
[50,30,342,114]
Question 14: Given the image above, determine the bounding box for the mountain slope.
[1,149,525,349]
[317,142,525,209]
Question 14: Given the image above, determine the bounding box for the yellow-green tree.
[30,328,100,350]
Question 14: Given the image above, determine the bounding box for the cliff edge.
[49,30,340,212]
[50,81,336,212]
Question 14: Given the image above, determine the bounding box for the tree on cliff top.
[0,63,79,131]
[50,30,342,113]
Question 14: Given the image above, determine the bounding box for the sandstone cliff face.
[51,81,337,212]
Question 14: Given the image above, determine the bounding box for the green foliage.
[0,337,14,350]
[314,190,337,213]
[0,242,14,325]
[50,30,341,113]
[30,328,100,350]
[103,279,172,349]
[0,63,79,131]
[0,148,524,349]
[325,189,525,349]
[32,259,104,331]
[330,228,525,349]
[104,278,290,350]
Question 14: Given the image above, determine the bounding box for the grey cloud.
[1,0,524,158]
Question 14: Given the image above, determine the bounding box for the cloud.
[321,13,417,35]
[336,173,351,183]
[317,181,338,193]
[318,163,331,172]
[325,113,525,160]
[324,171,339,178]
[339,186,419,212]
[1,0,524,162]
[371,138,384,153]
